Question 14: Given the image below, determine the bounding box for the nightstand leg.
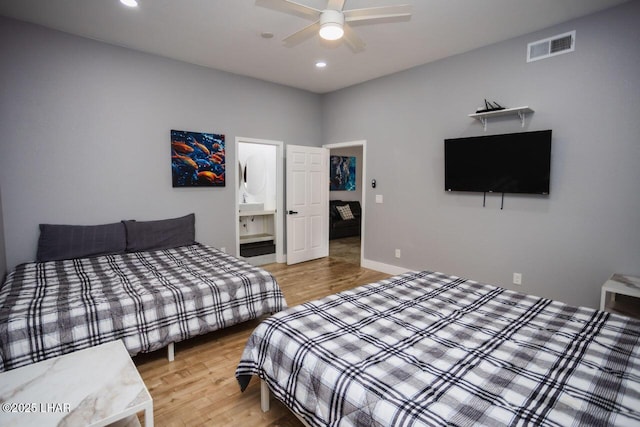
[145,402,154,427]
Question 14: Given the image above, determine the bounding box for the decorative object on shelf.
[475,99,505,113]
[469,106,534,131]
[171,129,225,187]
[330,156,356,191]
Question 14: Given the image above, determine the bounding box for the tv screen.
[445,130,551,194]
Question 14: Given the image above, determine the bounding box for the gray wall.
[0,17,322,269]
[2,3,639,309]
[322,1,640,308]
[0,187,6,280]
[329,146,363,204]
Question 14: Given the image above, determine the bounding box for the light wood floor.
[134,253,390,426]
[329,236,361,265]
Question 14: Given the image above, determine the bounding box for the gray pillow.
[37,222,127,262]
[123,213,195,252]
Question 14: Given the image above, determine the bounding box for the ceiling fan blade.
[342,24,365,53]
[327,0,346,11]
[256,0,321,20]
[283,21,321,47]
[344,4,412,23]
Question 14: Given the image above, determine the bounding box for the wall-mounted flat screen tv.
[445,130,551,194]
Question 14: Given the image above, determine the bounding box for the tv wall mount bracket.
[483,192,506,210]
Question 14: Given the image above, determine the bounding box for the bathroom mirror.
[243,154,266,195]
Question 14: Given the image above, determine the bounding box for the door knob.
[287,210,298,215]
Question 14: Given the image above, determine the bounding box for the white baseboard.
[361,258,410,276]
[274,254,408,276]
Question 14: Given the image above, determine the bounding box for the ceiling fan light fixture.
[319,9,345,41]
[319,23,344,40]
[120,0,138,7]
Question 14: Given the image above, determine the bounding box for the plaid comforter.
[236,271,640,426]
[0,243,286,372]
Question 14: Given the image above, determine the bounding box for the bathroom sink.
[239,202,264,212]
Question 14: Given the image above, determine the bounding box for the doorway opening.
[324,140,366,266]
[235,137,284,266]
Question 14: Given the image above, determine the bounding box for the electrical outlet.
[395,249,401,258]
[513,273,522,285]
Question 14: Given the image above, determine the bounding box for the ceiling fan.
[256,0,412,52]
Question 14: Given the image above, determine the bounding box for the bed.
[236,270,640,426]
[0,214,287,372]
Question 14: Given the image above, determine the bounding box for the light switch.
[376,195,383,204]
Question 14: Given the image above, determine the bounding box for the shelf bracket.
[517,111,527,127]
[479,117,488,131]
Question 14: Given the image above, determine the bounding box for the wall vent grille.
[527,31,575,62]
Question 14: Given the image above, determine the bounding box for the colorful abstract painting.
[171,129,225,187]
[330,156,356,191]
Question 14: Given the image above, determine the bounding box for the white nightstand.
[0,340,153,427]
[600,274,640,319]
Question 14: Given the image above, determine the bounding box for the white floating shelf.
[240,233,275,244]
[238,210,276,217]
[469,106,534,131]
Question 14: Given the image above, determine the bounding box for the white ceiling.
[0,0,629,93]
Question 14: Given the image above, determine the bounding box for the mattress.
[0,243,286,371]
[237,270,640,426]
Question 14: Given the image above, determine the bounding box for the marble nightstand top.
[0,340,153,426]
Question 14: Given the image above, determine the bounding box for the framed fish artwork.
[171,129,225,187]
[330,155,356,191]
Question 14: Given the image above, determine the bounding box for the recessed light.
[315,61,327,68]
[261,32,274,39]
[120,0,138,7]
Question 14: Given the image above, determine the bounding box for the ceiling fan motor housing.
[319,9,345,40]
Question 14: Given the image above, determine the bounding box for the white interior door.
[286,145,329,265]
